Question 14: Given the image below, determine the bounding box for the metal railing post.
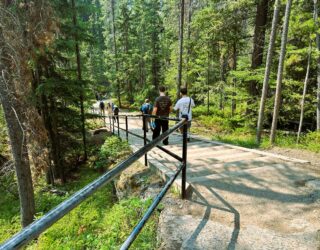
[182,120,188,199]
[112,116,115,135]
[117,116,120,137]
[143,115,148,166]
[109,116,112,133]
[125,116,128,141]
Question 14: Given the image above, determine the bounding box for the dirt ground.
[266,147,320,168]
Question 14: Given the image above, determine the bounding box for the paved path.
[108,115,320,249]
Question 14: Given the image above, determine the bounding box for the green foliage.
[194,107,320,153]
[212,131,259,149]
[95,136,131,169]
[302,131,320,152]
[98,198,158,249]
[0,167,158,249]
[193,106,246,132]
[192,105,218,117]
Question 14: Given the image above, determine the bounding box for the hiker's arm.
[152,107,157,115]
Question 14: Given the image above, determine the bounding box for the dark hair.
[180,87,188,95]
[145,98,150,103]
[159,86,166,92]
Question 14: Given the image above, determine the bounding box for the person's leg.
[161,119,169,145]
[187,121,192,141]
[152,119,161,140]
[146,117,150,131]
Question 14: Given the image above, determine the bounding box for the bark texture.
[111,0,121,107]
[270,0,292,144]
[72,0,87,161]
[297,43,312,143]
[0,27,35,227]
[256,0,280,143]
[314,0,320,130]
[250,0,269,96]
[177,0,185,101]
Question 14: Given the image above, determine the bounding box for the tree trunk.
[111,0,121,107]
[219,52,226,110]
[314,0,320,130]
[185,0,193,88]
[207,45,210,115]
[249,0,269,95]
[231,42,237,116]
[297,43,312,143]
[247,0,269,116]
[122,7,133,104]
[270,0,292,144]
[0,28,35,227]
[151,30,160,94]
[0,81,35,227]
[177,0,185,101]
[71,0,87,160]
[139,24,146,89]
[33,67,55,185]
[41,94,55,185]
[256,0,281,144]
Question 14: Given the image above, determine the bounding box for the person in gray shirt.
[152,86,172,145]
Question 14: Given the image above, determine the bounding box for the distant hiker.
[152,86,172,145]
[174,87,195,141]
[107,102,112,115]
[113,104,119,123]
[99,100,105,116]
[140,99,153,132]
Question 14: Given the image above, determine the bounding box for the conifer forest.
[0,0,320,249]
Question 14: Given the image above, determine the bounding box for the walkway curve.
[110,114,320,250]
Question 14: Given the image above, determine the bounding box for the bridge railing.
[0,114,188,250]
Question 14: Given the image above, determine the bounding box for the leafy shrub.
[302,131,320,152]
[197,115,233,133]
[95,136,131,169]
[192,105,217,117]
[226,115,245,130]
[99,198,158,249]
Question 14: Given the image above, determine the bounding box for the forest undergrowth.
[191,106,320,153]
[0,133,159,249]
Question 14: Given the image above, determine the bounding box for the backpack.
[141,103,151,114]
[114,106,119,115]
[99,101,105,110]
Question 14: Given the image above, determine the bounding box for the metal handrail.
[118,114,188,249]
[101,113,181,122]
[0,117,188,250]
[121,163,185,249]
[107,114,184,162]
[114,122,183,162]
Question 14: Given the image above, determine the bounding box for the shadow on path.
[188,187,240,250]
